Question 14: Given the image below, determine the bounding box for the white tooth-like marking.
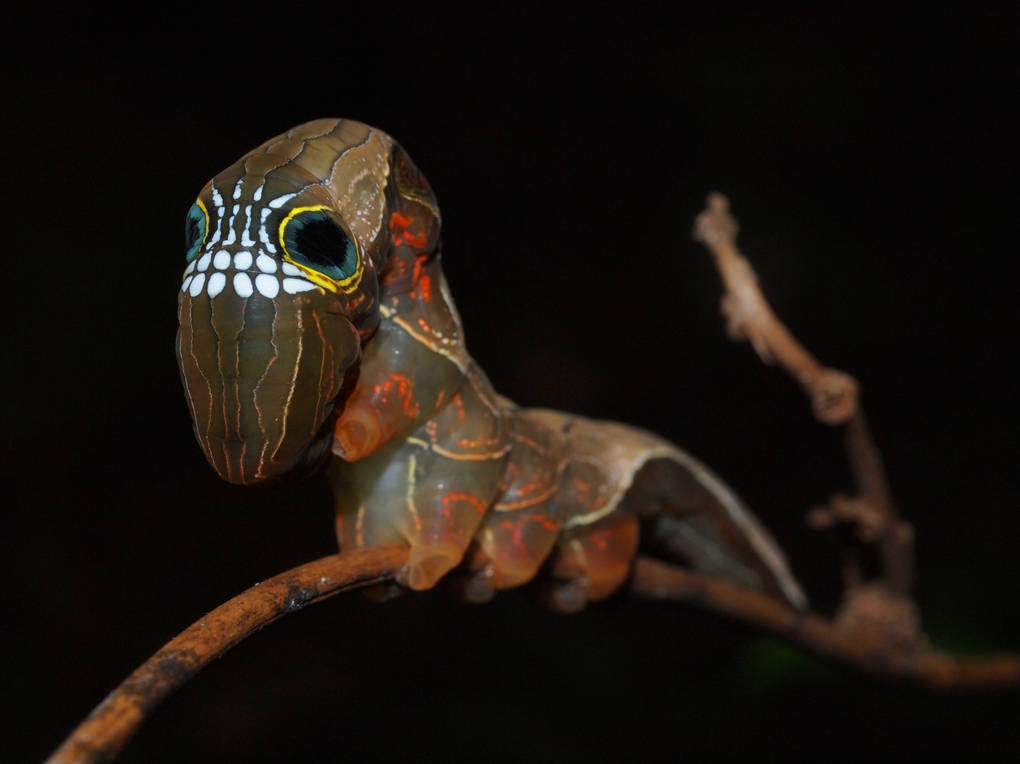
[241,205,256,247]
[283,278,317,294]
[255,274,280,299]
[232,178,244,200]
[209,209,223,245]
[256,253,278,273]
[234,250,253,270]
[196,252,212,272]
[207,272,226,298]
[189,272,206,297]
[185,259,197,275]
[268,192,298,209]
[224,204,240,245]
[182,275,194,293]
[259,208,277,253]
[208,184,225,245]
[233,272,253,298]
[213,250,231,270]
[281,261,303,277]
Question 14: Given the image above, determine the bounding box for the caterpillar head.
[176,160,378,485]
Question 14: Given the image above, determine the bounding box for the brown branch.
[631,556,1020,691]
[693,192,917,636]
[692,192,859,426]
[45,544,410,764]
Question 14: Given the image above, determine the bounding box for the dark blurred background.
[3,3,1019,761]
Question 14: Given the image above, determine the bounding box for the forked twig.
[692,191,1010,663]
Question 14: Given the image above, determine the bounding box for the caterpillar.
[177,119,806,612]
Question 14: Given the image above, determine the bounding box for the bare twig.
[631,556,1020,691]
[692,192,859,425]
[45,544,410,764]
[693,192,933,647]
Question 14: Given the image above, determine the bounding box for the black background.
[4,4,1019,762]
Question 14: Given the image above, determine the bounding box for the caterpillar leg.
[331,365,509,591]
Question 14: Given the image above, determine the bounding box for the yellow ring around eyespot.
[196,198,210,245]
[183,198,211,278]
[277,204,364,294]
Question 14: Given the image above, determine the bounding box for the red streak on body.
[442,491,488,514]
[373,374,420,419]
[451,393,466,421]
[390,212,428,249]
[409,256,432,302]
[571,475,591,494]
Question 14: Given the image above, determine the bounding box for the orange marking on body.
[456,435,502,449]
[538,516,559,532]
[371,374,421,419]
[389,212,411,243]
[389,212,429,249]
[409,256,433,302]
[452,393,466,421]
[442,491,488,514]
[416,273,432,303]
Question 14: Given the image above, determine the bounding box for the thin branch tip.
[693,192,739,246]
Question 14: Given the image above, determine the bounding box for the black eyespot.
[281,207,361,288]
[185,201,209,262]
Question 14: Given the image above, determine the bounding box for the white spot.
[182,275,193,293]
[232,179,244,200]
[255,274,280,298]
[234,250,253,270]
[189,272,206,297]
[256,253,278,273]
[253,183,264,202]
[233,272,253,298]
[196,252,212,272]
[281,261,303,277]
[283,277,317,294]
[268,192,298,209]
[185,259,197,275]
[213,250,231,270]
[210,185,223,209]
[207,272,226,298]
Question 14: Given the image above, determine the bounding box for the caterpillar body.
[177,119,806,611]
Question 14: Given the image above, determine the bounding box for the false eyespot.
[278,205,362,293]
[185,199,210,263]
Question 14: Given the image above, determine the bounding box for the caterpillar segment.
[177,119,807,610]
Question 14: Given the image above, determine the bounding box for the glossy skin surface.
[178,119,806,610]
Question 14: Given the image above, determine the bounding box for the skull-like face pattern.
[177,158,376,485]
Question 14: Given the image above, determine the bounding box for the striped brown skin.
[177,282,359,485]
